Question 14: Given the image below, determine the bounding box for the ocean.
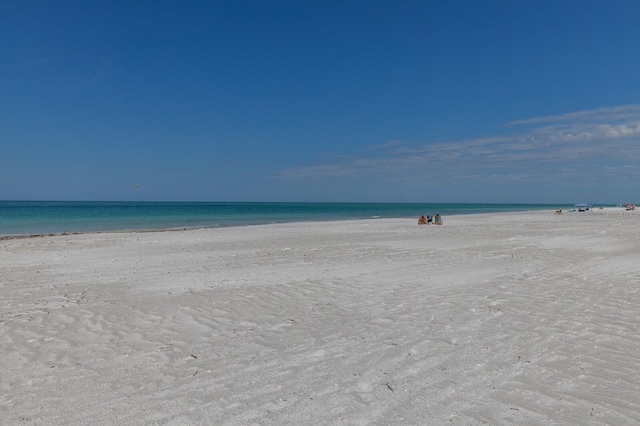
[0,201,571,237]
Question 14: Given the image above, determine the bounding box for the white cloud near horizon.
[277,104,640,186]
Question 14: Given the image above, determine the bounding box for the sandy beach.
[2,208,640,425]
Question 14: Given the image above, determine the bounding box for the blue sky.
[2,1,640,203]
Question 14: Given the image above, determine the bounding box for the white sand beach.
[2,208,640,425]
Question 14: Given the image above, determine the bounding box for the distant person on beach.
[418,215,427,225]
[434,213,443,225]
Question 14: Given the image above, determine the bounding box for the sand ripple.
[2,211,640,424]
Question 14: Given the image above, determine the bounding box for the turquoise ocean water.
[0,201,572,237]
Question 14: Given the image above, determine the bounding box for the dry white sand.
[2,208,640,425]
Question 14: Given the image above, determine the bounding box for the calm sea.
[0,201,570,237]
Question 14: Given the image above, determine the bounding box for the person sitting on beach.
[434,213,443,225]
[418,215,427,225]
[555,209,563,215]
[427,215,433,224]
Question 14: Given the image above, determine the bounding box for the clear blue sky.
[2,1,640,203]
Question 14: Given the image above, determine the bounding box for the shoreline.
[1,206,636,241]
[0,207,616,241]
[0,201,577,240]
